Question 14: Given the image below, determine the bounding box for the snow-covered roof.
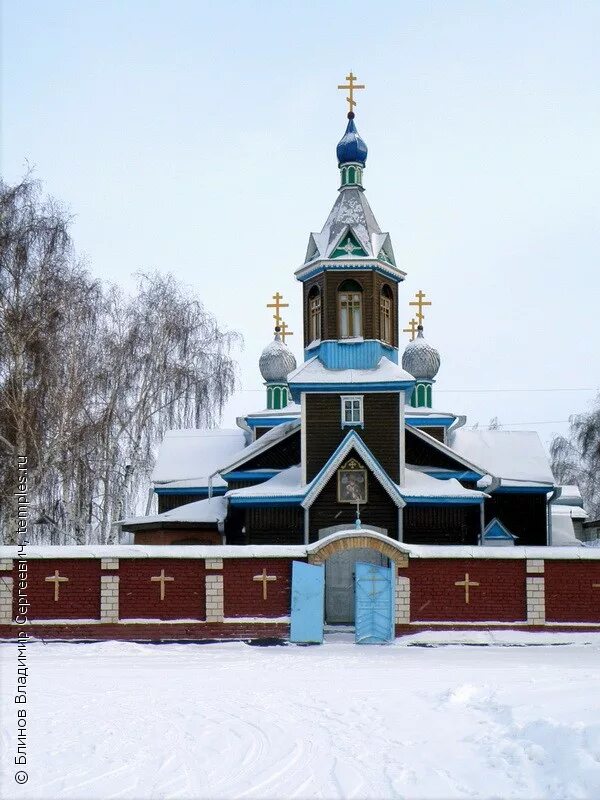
[288,356,414,388]
[226,449,485,506]
[554,485,584,507]
[551,508,584,546]
[152,429,246,489]
[301,188,393,265]
[218,419,301,475]
[551,504,588,521]
[401,468,486,500]
[226,466,304,499]
[405,406,457,420]
[122,497,228,528]
[448,429,554,486]
[245,403,301,419]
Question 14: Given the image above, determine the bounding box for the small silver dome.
[259,329,297,382]
[402,325,441,381]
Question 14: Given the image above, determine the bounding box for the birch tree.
[0,177,239,544]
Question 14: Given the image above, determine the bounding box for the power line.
[235,386,599,394]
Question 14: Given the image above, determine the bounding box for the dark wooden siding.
[306,393,400,482]
[158,493,208,513]
[484,493,548,546]
[241,431,301,471]
[308,452,399,542]
[246,506,304,545]
[405,428,470,471]
[403,505,481,545]
[416,426,445,443]
[303,271,399,346]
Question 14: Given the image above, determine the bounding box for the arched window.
[308,285,321,342]
[338,279,363,338]
[380,284,393,343]
[273,386,282,410]
[348,166,356,184]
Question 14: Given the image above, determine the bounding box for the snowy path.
[1,633,599,799]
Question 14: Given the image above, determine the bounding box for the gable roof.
[483,518,517,541]
[152,428,246,489]
[297,188,403,279]
[122,496,228,530]
[406,426,487,479]
[447,429,554,486]
[302,430,405,509]
[217,419,301,476]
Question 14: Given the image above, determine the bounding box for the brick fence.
[0,534,599,641]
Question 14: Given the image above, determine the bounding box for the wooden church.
[123,74,559,553]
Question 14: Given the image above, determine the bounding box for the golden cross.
[337,71,365,114]
[253,568,277,600]
[409,290,432,323]
[403,318,419,341]
[454,573,480,604]
[266,292,289,327]
[45,569,69,602]
[150,568,174,601]
[280,320,294,344]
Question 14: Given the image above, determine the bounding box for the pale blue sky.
[2,1,600,446]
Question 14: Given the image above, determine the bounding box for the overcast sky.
[2,1,599,449]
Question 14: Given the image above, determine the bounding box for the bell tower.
[288,75,415,498]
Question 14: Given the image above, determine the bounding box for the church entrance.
[325,546,388,624]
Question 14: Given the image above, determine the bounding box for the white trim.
[301,431,406,510]
[340,394,364,427]
[218,419,301,475]
[408,425,489,477]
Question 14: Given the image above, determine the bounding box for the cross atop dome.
[337,71,365,117]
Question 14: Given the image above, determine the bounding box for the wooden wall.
[306,393,400,482]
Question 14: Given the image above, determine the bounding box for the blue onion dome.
[402,325,441,381]
[336,113,368,166]
[259,328,297,382]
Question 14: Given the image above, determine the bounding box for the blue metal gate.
[290,561,325,643]
[355,562,394,644]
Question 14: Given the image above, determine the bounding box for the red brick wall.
[19,559,101,620]
[119,559,206,620]
[545,561,600,622]
[223,559,292,618]
[407,559,527,622]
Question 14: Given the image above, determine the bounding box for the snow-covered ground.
[1,632,600,799]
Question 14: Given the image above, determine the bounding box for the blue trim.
[406,417,455,428]
[493,486,553,495]
[228,496,303,507]
[245,416,299,428]
[304,340,399,369]
[425,470,483,481]
[290,381,415,394]
[483,518,517,541]
[304,429,404,508]
[222,470,280,481]
[296,263,405,284]
[153,487,227,497]
[404,497,483,505]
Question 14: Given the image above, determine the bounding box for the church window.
[337,458,368,504]
[380,284,393,343]
[308,286,321,342]
[341,395,363,427]
[348,166,356,184]
[338,279,362,338]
